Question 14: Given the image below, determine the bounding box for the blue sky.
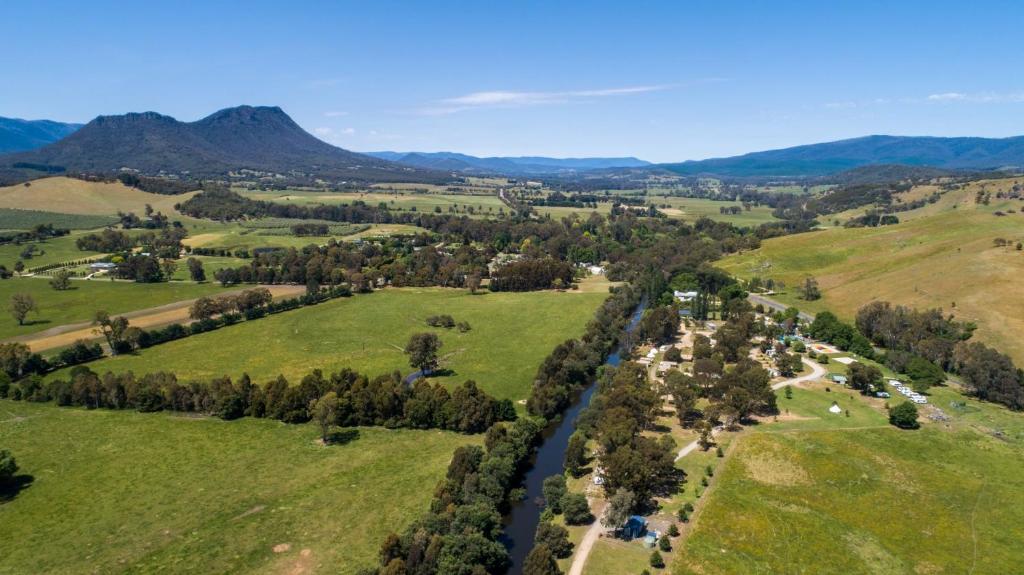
[4,0,1024,162]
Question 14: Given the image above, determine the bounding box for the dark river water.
[501,301,646,573]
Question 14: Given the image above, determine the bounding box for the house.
[622,515,647,540]
[89,262,116,271]
[673,290,698,303]
[588,264,605,275]
[831,375,848,385]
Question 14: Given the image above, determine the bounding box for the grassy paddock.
[0,400,477,575]
[0,208,117,230]
[47,286,609,403]
[677,418,1024,574]
[0,176,197,215]
[720,191,1024,364]
[0,278,229,340]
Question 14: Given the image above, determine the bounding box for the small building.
[622,515,647,540]
[831,375,848,385]
[673,290,698,303]
[89,262,116,271]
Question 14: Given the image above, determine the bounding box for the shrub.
[561,493,594,525]
[889,401,920,429]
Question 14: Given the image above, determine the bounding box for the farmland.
[720,179,1024,364]
[0,277,229,341]
[47,283,610,403]
[238,188,508,218]
[677,420,1024,574]
[0,208,116,230]
[0,176,197,216]
[0,399,479,575]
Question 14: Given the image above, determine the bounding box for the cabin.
[622,515,647,540]
[831,375,848,385]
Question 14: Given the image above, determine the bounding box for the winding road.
[567,355,826,575]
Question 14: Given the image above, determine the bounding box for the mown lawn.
[0,400,477,575]
[48,286,609,403]
[0,277,229,340]
[676,420,1024,574]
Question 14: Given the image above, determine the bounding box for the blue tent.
[622,515,647,540]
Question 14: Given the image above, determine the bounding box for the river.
[501,300,647,573]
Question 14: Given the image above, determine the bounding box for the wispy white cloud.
[421,85,669,115]
[823,101,858,109]
[314,126,357,139]
[926,91,1024,103]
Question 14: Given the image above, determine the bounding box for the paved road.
[748,293,815,323]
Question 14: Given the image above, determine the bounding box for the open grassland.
[0,400,477,575]
[676,415,1024,575]
[0,177,197,216]
[183,221,427,251]
[535,195,780,227]
[648,195,780,227]
[0,230,109,269]
[0,208,117,230]
[0,278,231,341]
[169,255,250,280]
[720,189,1024,364]
[49,284,609,403]
[238,188,507,217]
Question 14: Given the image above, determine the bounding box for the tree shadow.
[21,319,51,327]
[430,368,455,378]
[0,475,34,503]
[325,429,360,445]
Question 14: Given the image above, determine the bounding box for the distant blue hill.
[660,135,1024,177]
[365,151,650,175]
[0,116,82,153]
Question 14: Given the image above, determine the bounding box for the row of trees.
[5,366,512,433]
[526,284,642,419]
[371,281,650,574]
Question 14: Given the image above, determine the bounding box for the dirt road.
[9,284,307,353]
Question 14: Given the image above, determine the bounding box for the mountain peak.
[1,105,447,184]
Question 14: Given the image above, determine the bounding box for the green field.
[534,195,780,227]
[649,195,781,227]
[720,180,1024,364]
[169,255,250,280]
[238,188,508,217]
[0,230,110,269]
[0,400,477,574]
[0,208,117,230]
[676,384,1024,575]
[0,277,229,340]
[49,286,609,403]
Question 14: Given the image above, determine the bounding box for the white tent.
[828,403,842,414]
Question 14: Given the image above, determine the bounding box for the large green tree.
[405,332,442,374]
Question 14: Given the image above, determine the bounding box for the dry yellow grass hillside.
[722,177,1024,363]
[0,176,197,215]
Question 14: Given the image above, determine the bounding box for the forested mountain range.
[0,116,81,154]
[366,151,650,175]
[659,134,1024,177]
